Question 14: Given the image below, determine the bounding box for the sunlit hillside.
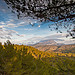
[0,40,75,75]
[33,44,75,53]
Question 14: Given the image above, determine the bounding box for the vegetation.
[0,40,75,75]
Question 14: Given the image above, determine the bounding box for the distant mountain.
[34,40,57,45]
[32,39,65,46]
[40,40,57,45]
[19,37,43,45]
[33,44,75,53]
[19,34,75,45]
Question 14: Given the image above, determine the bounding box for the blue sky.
[0,0,75,44]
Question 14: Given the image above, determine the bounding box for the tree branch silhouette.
[4,0,75,38]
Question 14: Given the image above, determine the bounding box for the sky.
[0,0,75,45]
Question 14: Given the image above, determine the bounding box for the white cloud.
[21,33,75,45]
[48,33,75,44]
[9,19,14,22]
[18,22,25,26]
[0,28,18,40]
[24,28,33,31]
[0,18,37,29]
[0,26,4,29]
[56,38,75,44]
[17,17,39,26]
[44,33,67,40]
[6,23,17,28]
[0,31,75,45]
[0,21,5,25]
[0,20,18,28]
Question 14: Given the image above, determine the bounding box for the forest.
[0,40,75,75]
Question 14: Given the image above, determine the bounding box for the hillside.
[0,41,75,75]
[33,44,75,53]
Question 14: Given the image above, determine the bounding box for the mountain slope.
[33,44,75,53]
[37,40,57,45]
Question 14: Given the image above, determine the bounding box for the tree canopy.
[4,0,75,21]
[4,0,75,38]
